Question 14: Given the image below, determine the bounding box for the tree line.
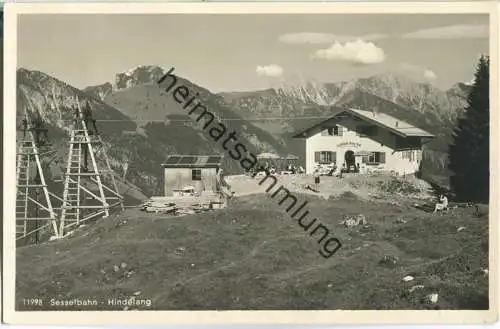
[448,55,490,203]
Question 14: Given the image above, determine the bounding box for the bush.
[377,178,422,195]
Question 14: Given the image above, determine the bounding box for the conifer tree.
[448,55,490,202]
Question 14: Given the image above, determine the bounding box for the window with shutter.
[316,151,334,164]
[192,169,202,181]
[379,152,386,164]
[368,153,375,163]
[366,152,386,164]
[332,152,337,163]
[321,151,330,164]
[321,126,343,136]
[337,125,343,136]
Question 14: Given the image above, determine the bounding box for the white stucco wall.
[303,117,422,175]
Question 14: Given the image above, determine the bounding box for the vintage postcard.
[2,1,499,325]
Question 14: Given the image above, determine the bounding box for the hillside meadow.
[16,176,489,310]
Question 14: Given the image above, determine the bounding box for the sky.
[17,13,489,93]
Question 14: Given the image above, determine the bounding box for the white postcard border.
[3,1,499,325]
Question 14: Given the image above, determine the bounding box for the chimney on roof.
[395,121,399,127]
[372,106,379,117]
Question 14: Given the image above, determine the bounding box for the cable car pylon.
[58,96,124,237]
[16,91,59,242]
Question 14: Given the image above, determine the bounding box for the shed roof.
[162,155,223,168]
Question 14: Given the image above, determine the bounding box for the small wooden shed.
[162,155,224,197]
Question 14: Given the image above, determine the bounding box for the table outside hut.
[256,153,279,172]
[354,150,376,174]
[255,153,301,174]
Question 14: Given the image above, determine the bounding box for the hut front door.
[344,150,356,169]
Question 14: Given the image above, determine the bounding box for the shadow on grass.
[458,293,489,310]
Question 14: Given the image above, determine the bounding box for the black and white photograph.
[3,1,498,325]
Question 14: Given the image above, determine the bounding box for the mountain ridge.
[77,64,472,184]
[17,67,290,198]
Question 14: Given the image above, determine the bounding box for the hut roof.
[256,152,280,160]
[285,154,299,160]
[162,155,223,168]
[292,107,435,139]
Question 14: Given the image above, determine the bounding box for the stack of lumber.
[140,192,226,215]
[140,198,177,214]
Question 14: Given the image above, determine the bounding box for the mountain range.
[17,66,288,199]
[17,64,472,198]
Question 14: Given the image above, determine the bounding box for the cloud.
[311,39,386,64]
[256,64,284,77]
[279,33,335,44]
[400,24,488,39]
[279,32,387,44]
[423,69,437,80]
[465,76,476,86]
[399,62,437,81]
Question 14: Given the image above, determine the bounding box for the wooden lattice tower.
[59,97,124,236]
[15,110,59,241]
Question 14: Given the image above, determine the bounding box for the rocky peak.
[83,82,113,101]
[114,65,166,91]
[446,82,472,99]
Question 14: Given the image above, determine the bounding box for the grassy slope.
[17,192,488,310]
[17,69,158,198]
[105,82,288,156]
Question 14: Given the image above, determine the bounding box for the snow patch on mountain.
[273,74,349,106]
[465,77,476,86]
[271,72,467,120]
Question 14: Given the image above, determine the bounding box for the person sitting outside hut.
[330,163,341,177]
[327,161,337,176]
[269,165,276,175]
[440,194,449,207]
[433,194,449,213]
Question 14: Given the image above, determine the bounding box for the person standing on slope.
[313,169,320,192]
